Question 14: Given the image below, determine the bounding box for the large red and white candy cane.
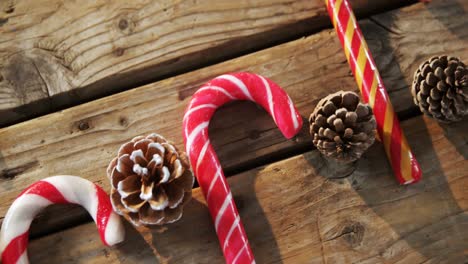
[0,175,125,264]
[183,72,303,263]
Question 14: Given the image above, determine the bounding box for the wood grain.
[27,115,468,263]
[0,0,467,237]
[0,0,412,126]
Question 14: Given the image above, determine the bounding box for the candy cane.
[183,72,303,263]
[0,175,125,264]
[325,0,422,184]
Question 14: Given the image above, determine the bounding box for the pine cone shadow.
[303,151,357,180]
[113,198,224,263]
[438,120,468,159]
[114,221,159,263]
[147,198,224,263]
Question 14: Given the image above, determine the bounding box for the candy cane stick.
[0,175,125,264]
[325,0,422,184]
[183,72,303,263]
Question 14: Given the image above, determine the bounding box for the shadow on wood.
[439,120,468,159]
[353,118,467,263]
[351,4,468,261]
[426,0,468,41]
[236,172,284,264]
[303,116,468,263]
[114,221,159,263]
[209,101,286,263]
[145,181,283,263]
[337,5,468,261]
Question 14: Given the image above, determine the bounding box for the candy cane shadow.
[207,101,296,263]
[146,191,282,263]
[229,170,285,264]
[351,117,467,262]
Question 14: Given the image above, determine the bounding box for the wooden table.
[0,0,467,263]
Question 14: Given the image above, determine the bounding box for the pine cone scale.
[122,193,146,213]
[117,174,141,195]
[130,149,148,167]
[175,170,196,191]
[118,142,134,157]
[117,154,134,175]
[148,186,168,210]
[163,206,184,224]
[165,183,185,209]
[110,168,126,189]
[111,190,126,214]
[140,181,154,200]
[140,204,164,225]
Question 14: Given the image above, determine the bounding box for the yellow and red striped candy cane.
[325,0,422,184]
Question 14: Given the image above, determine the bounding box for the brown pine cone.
[309,91,376,163]
[411,56,468,122]
[107,133,194,226]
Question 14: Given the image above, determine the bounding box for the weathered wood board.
[0,0,412,126]
[0,0,467,238]
[28,115,468,263]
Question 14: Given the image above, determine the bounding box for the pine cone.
[309,91,376,163]
[107,133,194,226]
[411,56,468,122]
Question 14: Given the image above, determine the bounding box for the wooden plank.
[27,115,468,263]
[0,0,413,127]
[0,0,467,237]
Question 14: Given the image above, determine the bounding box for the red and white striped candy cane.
[183,72,303,263]
[0,175,125,264]
[325,0,421,184]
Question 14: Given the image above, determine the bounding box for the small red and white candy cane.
[0,175,125,264]
[183,72,303,263]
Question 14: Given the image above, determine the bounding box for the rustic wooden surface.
[1,0,467,236]
[28,115,468,263]
[0,0,467,263]
[0,0,412,127]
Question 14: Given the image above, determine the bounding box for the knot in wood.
[118,19,128,30]
[116,16,135,35]
[323,220,365,248]
[113,48,125,57]
[4,5,14,14]
[78,121,90,131]
[119,116,128,127]
[340,222,365,247]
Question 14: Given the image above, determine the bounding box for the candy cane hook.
[183,72,303,263]
[0,175,125,264]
